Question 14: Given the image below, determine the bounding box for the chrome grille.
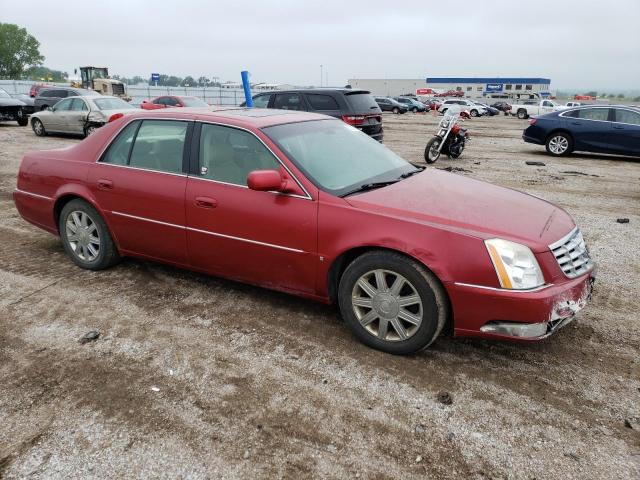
[549,227,593,278]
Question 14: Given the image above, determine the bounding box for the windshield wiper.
[340,180,400,197]
[399,166,425,179]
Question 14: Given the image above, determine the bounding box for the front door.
[565,107,612,152]
[87,119,192,265]
[611,108,640,156]
[65,97,89,134]
[185,122,318,294]
[47,97,74,131]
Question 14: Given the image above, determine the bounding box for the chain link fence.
[0,80,247,106]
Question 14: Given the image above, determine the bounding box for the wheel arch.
[52,189,120,250]
[545,128,574,144]
[326,246,453,334]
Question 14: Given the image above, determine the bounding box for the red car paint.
[13,109,594,340]
[140,96,207,110]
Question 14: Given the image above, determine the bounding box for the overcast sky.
[2,0,639,91]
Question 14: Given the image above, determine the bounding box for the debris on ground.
[437,166,472,173]
[415,424,426,434]
[436,391,453,405]
[78,330,100,344]
[616,218,630,224]
[624,418,638,430]
[525,161,546,166]
[561,170,601,177]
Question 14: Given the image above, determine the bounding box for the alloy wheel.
[548,135,569,155]
[33,120,43,135]
[351,269,423,342]
[65,210,101,262]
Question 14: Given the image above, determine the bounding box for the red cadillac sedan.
[13,108,595,354]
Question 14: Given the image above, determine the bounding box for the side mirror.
[247,170,287,192]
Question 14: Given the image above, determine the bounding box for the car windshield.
[0,88,11,98]
[93,98,134,110]
[263,119,417,196]
[181,97,208,107]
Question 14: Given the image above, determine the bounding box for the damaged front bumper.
[447,272,595,340]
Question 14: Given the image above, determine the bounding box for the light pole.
[320,65,323,87]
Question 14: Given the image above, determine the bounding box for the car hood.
[345,169,575,252]
[0,98,26,107]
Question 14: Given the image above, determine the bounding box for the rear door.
[64,97,89,134]
[565,107,612,152]
[87,119,192,264]
[610,108,640,155]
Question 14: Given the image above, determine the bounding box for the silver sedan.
[30,95,138,137]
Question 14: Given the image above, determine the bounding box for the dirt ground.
[0,112,638,479]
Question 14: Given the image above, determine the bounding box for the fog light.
[480,321,548,338]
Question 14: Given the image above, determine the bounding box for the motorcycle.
[424,106,471,163]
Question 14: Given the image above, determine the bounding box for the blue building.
[426,77,552,97]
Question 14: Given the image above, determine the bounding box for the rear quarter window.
[345,93,379,113]
[307,94,339,111]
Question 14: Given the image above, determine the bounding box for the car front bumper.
[446,271,595,341]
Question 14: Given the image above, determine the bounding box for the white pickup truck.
[511,99,566,119]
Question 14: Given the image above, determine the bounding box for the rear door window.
[577,108,610,121]
[273,93,305,111]
[56,90,69,98]
[307,94,339,111]
[53,98,74,111]
[129,120,188,173]
[100,121,140,166]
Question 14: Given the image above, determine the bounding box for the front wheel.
[338,251,448,355]
[517,109,528,119]
[470,109,479,117]
[545,132,573,156]
[412,107,418,113]
[32,118,46,136]
[392,107,399,114]
[59,199,120,270]
[424,137,442,163]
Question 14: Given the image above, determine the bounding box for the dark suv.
[34,87,99,111]
[374,97,408,114]
[246,89,383,141]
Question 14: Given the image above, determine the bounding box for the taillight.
[529,118,537,125]
[108,113,124,123]
[341,115,365,126]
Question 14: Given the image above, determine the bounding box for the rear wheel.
[59,199,120,270]
[545,132,573,156]
[470,109,479,117]
[424,137,442,163]
[32,118,46,136]
[84,124,99,137]
[392,107,399,114]
[338,251,447,355]
[412,107,418,113]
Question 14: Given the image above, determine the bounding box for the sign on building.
[485,83,503,92]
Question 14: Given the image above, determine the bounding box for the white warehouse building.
[348,77,552,98]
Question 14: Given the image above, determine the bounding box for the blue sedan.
[522,105,640,157]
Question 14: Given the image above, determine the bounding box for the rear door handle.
[612,125,624,130]
[570,122,582,125]
[97,179,113,190]
[194,196,217,209]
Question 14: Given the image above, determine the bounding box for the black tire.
[84,124,100,137]
[392,107,399,114]
[338,251,448,355]
[59,199,120,270]
[440,108,447,115]
[412,107,418,113]
[545,132,574,157]
[517,109,528,119]
[17,117,28,126]
[424,137,441,163]
[32,118,46,136]
[470,109,479,117]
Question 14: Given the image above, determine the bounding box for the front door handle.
[97,179,113,190]
[194,196,218,209]
[612,125,624,130]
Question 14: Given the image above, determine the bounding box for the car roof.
[118,107,335,129]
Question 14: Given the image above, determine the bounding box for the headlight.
[484,239,544,290]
